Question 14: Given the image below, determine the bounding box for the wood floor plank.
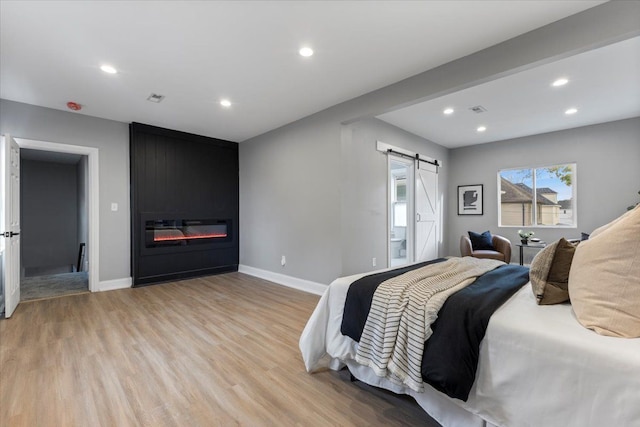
[0,272,441,426]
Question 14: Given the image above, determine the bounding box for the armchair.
[460,234,512,263]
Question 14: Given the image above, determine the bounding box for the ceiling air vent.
[469,105,487,113]
[147,93,165,103]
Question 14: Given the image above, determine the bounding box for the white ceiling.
[378,36,640,148]
[0,1,610,143]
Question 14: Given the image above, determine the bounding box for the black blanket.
[340,261,529,401]
[421,264,529,400]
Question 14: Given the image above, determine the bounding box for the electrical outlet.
[281,255,286,267]
[372,257,377,267]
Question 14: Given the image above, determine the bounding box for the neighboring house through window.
[498,163,576,227]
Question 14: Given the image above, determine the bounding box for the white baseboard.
[97,277,132,292]
[238,265,326,295]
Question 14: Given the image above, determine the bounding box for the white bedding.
[299,266,640,427]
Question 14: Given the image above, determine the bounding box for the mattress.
[299,264,640,427]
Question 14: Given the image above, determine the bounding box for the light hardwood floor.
[0,272,440,426]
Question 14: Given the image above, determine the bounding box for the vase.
[521,239,529,245]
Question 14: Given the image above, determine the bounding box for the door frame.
[15,138,99,292]
[387,154,415,267]
[378,140,441,267]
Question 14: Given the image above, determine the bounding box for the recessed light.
[100,64,117,74]
[220,99,232,107]
[299,47,314,57]
[552,78,569,87]
[147,93,165,103]
[469,105,487,113]
[477,126,487,132]
[443,108,454,115]
[565,108,578,115]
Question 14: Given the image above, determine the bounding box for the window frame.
[497,162,577,228]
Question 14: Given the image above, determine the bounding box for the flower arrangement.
[518,229,535,244]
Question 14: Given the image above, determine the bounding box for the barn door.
[415,161,438,261]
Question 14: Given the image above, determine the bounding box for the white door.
[1,134,21,317]
[415,161,438,261]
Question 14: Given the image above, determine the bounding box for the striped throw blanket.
[355,257,504,392]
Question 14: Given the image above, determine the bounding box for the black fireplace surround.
[130,123,239,286]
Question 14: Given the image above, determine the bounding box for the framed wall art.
[458,184,483,215]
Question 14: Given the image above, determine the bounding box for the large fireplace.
[130,122,239,286]
[145,219,230,248]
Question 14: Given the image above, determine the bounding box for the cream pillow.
[569,205,640,338]
[589,205,637,239]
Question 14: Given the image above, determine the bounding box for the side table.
[516,242,546,265]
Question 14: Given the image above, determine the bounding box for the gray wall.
[239,112,343,283]
[0,99,130,282]
[447,117,640,263]
[21,159,78,273]
[340,118,449,277]
[239,113,447,285]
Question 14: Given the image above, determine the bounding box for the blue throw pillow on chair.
[468,230,495,250]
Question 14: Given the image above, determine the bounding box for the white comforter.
[299,267,640,427]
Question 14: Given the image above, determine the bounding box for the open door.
[388,156,414,267]
[1,134,21,317]
[415,161,438,261]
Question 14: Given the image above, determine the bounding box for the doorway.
[16,138,99,293]
[20,149,89,300]
[388,156,414,267]
[386,146,440,268]
[2,136,99,317]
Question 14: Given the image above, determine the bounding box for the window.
[395,178,407,201]
[498,163,576,227]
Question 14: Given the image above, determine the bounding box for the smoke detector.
[147,93,165,103]
[67,101,82,111]
[469,105,487,113]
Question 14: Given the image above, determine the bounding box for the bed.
[299,258,640,427]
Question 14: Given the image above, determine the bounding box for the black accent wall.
[130,123,239,286]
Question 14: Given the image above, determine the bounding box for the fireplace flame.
[154,233,227,242]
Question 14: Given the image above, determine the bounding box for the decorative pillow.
[581,232,590,241]
[547,238,578,285]
[569,205,640,338]
[529,238,577,305]
[468,230,495,251]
